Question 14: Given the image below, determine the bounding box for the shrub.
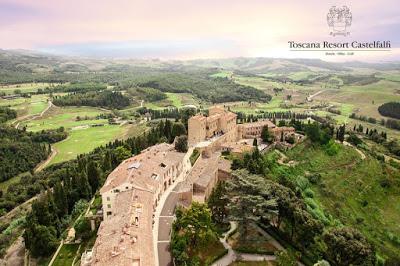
[303,188,315,198]
[325,139,340,156]
[296,176,310,191]
[307,173,322,184]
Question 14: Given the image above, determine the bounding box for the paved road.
[157,191,179,266]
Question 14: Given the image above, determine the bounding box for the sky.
[0,0,399,61]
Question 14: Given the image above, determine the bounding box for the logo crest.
[327,6,352,36]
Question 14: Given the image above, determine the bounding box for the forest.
[119,72,271,103]
[52,91,130,109]
[0,126,67,181]
[40,82,107,94]
[378,102,400,119]
[127,87,167,102]
[0,107,17,123]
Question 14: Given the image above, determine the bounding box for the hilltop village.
[79,106,299,266]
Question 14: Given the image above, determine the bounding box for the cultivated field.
[0,83,56,95]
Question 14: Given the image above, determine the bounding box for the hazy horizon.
[1,0,399,62]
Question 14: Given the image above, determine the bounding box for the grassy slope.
[285,142,400,258]
[0,83,55,95]
[315,80,400,119]
[50,124,125,165]
[20,106,107,131]
[144,92,198,109]
[0,95,49,117]
[52,244,80,266]
[18,105,146,165]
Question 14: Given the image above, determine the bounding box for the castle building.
[237,120,276,139]
[88,105,300,266]
[90,143,191,265]
[188,106,237,146]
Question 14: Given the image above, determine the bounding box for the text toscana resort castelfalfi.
[288,41,391,49]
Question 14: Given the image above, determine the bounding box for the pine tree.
[225,169,277,240]
[253,138,258,146]
[54,183,68,217]
[102,151,112,171]
[164,119,173,142]
[78,173,92,200]
[87,161,100,193]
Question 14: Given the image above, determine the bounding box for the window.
[107,204,111,208]
[107,197,110,201]
[126,186,129,189]
[107,211,112,216]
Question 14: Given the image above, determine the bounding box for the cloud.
[0,0,399,61]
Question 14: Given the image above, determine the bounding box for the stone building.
[188,106,237,146]
[90,143,191,265]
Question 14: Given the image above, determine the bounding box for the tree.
[113,146,131,163]
[347,133,362,146]
[261,125,271,143]
[171,202,218,265]
[102,150,112,172]
[172,122,187,138]
[164,119,173,142]
[78,174,92,200]
[24,222,58,257]
[175,135,188,152]
[323,227,376,266]
[74,217,92,240]
[207,181,229,227]
[253,138,258,146]
[225,169,277,239]
[87,161,100,193]
[337,125,345,142]
[53,183,68,217]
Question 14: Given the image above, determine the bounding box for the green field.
[50,124,129,165]
[0,83,56,95]
[21,106,107,131]
[210,71,232,78]
[52,244,80,266]
[0,94,49,118]
[376,73,400,82]
[315,80,400,119]
[285,142,400,259]
[18,106,147,165]
[144,92,198,109]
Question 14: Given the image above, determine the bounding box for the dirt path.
[34,146,57,173]
[0,236,25,266]
[307,90,325,101]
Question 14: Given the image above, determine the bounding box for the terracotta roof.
[239,120,276,128]
[92,189,154,266]
[270,126,295,132]
[190,114,206,121]
[224,112,237,120]
[100,143,185,194]
[187,152,220,189]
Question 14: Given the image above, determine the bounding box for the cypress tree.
[87,161,100,193]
